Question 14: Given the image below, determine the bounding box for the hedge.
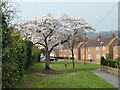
[54,57,69,59]
[1,1,40,88]
[2,33,40,88]
[101,57,119,68]
[109,60,117,68]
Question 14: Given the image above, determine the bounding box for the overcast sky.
[12,1,118,32]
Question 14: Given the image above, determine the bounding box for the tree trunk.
[45,51,51,70]
[71,49,75,72]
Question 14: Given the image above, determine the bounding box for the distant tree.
[60,14,95,72]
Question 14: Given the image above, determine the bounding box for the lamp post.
[84,33,86,65]
[100,42,104,59]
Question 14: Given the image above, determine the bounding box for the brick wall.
[81,46,109,62]
[113,45,120,59]
[118,46,120,58]
[59,48,79,60]
[109,37,118,59]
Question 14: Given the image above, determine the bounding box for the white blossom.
[15,13,95,52]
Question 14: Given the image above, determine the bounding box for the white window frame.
[64,49,66,52]
[88,55,91,59]
[103,46,106,50]
[116,55,118,59]
[74,48,76,51]
[83,48,85,51]
[61,55,62,57]
[88,47,91,51]
[96,55,100,59]
[115,45,117,50]
[64,55,66,57]
[74,55,76,58]
[96,46,99,50]
[83,55,85,59]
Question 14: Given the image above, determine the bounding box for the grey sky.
[14,2,118,32]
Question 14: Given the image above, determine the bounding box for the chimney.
[112,34,115,39]
[98,35,101,41]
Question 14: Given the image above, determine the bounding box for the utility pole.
[100,42,103,62]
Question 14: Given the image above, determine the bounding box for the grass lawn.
[16,61,114,88]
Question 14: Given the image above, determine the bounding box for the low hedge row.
[54,57,69,59]
[101,57,120,68]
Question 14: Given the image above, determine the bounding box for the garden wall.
[101,65,120,77]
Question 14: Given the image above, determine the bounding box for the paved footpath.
[90,69,120,88]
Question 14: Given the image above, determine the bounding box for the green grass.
[16,61,114,88]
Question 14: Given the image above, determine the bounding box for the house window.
[88,47,91,51]
[61,55,62,57]
[61,49,62,52]
[96,55,100,59]
[64,55,66,57]
[83,55,85,59]
[115,45,117,50]
[96,46,99,50]
[116,55,118,59]
[74,55,76,58]
[103,55,106,59]
[88,55,91,59]
[64,49,66,52]
[83,48,85,51]
[74,48,76,51]
[69,49,71,52]
[103,46,106,50]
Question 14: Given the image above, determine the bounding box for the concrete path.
[90,69,120,88]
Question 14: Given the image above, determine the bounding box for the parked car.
[44,57,58,61]
[40,56,44,59]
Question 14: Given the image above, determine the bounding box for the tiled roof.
[62,41,83,49]
[82,37,114,47]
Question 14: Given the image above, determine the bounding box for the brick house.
[80,34,118,62]
[53,34,118,62]
[59,42,83,60]
[113,40,120,59]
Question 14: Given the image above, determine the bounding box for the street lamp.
[100,42,104,59]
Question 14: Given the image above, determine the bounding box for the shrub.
[101,57,109,66]
[70,57,74,59]
[101,56,105,65]
[108,60,117,68]
[54,57,68,59]
[2,34,40,88]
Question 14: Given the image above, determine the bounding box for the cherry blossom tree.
[59,14,95,72]
[15,13,95,70]
[15,14,72,70]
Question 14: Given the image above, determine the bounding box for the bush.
[108,60,117,68]
[2,33,40,88]
[70,57,74,59]
[2,1,40,88]
[54,57,68,59]
[101,57,109,66]
[101,57,119,68]
[101,56,105,65]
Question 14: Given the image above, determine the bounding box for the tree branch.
[49,35,71,53]
[34,42,46,47]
